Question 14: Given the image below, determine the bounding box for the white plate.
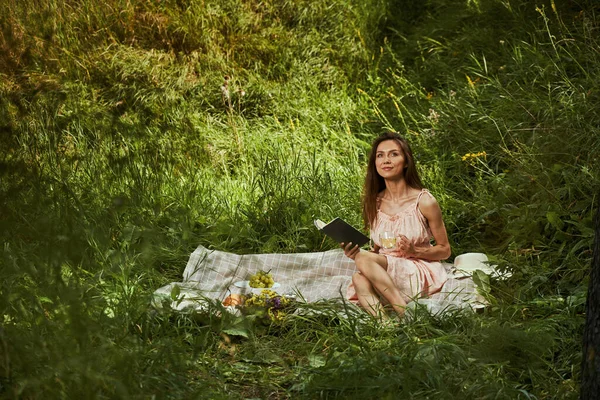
[234,280,280,289]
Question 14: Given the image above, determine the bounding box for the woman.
[342,132,450,318]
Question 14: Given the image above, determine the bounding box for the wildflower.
[272,297,281,308]
[243,289,291,321]
[461,151,487,163]
[427,108,439,123]
[221,75,231,107]
[467,75,473,88]
[466,75,480,89]
[426,92,434,100]
[221,84,230,102]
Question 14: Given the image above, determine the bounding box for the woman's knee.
[354,252,373,274]
[352,272,369,289]
[354,251,386,275]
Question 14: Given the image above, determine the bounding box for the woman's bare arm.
[398,194,451,261]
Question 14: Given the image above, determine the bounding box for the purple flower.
[272,297,281,309]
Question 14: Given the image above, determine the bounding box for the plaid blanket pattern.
[153,245,487,313]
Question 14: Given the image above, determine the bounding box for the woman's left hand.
[397,235,416,257]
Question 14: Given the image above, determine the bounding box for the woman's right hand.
[340,242,360,260]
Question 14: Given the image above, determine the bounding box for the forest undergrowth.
[0,0,598,398]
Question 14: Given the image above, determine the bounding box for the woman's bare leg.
[354,251,407,317]
[352,272,386,318]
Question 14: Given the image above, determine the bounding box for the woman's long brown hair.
[362,132,423,229]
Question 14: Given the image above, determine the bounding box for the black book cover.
[314,218,370,247]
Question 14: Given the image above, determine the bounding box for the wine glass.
[379,231,396,249]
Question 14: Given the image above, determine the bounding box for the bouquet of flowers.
[223,289,295,321]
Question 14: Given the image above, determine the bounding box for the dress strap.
[415,189,430,209]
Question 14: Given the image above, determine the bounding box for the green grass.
[0,0,596,398]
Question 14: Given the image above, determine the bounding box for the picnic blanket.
[153,245,492,314]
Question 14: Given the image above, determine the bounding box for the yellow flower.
[466,75,480,89]
[466,75,475,89]
[461,151,487,163]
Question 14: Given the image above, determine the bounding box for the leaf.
[122,223,141,245]
[308,354,326,368]
[546,211,564,230]
[170,284,181,301]
[222,328,249,338]
[38,296,54,304]
[473,269,491,297]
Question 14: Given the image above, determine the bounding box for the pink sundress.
[347,189,448,304]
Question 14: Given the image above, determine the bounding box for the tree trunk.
[581,204,600,399]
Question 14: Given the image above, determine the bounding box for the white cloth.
[153,245,491,313]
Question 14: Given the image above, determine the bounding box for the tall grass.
[366,0,598,294]
[0,0,593,398]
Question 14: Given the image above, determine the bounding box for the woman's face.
[375,140,406,179]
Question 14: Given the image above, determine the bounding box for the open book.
[314,218,370,248]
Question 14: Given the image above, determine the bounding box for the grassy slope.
[1,0,597,398]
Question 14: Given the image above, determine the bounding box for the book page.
[314,219,326,230]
